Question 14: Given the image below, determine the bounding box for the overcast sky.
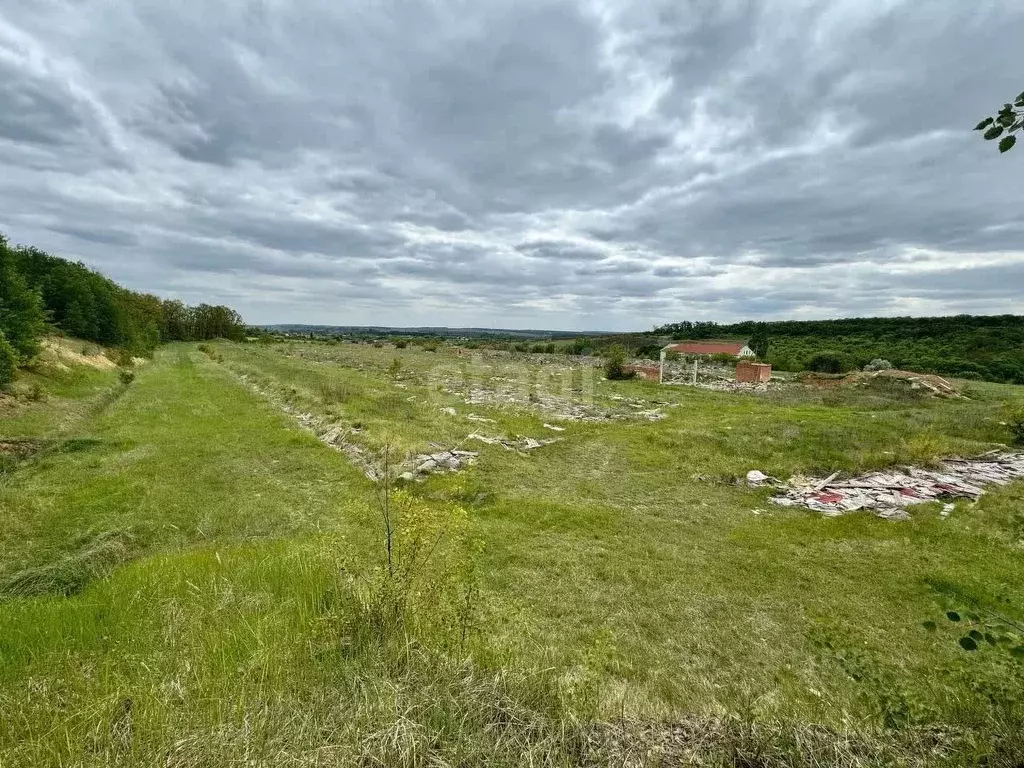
[1,1,1022,331]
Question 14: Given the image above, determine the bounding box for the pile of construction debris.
[661,362,775,393]
[753,451,1024,520]
[467,432,562,452]
[400,449,480,481]
[842,369,963,398]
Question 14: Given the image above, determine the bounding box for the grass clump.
[2,529,137,597]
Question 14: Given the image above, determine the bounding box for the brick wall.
[624,364,661,381]
[736,362,771,383]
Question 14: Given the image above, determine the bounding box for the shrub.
[1007,407,1024,445]
[808,352,845,374]
[394,340,408,349]
[118,368,136,386]
[0,330,17,390]
[387,357,403,381]
[604,345,634,380]
[864,358,894,372]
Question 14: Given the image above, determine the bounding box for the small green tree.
[604,344,634,380]
[387,357,403,381]
[749,333,770,359]
[975,90,1024,153]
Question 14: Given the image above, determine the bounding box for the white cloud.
[0,0,1022,331]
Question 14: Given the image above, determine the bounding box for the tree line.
[1,231,246,385]
[653,315,1024,384]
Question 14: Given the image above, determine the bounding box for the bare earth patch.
[40,338,117,371]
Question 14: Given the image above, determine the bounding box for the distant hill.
[263,324,605,340]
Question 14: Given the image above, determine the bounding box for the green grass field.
[2,340,1024,766]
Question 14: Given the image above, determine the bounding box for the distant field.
[2,340,1024,766]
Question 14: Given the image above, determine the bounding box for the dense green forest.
[0,231,245,384]
[654,316,1024,384]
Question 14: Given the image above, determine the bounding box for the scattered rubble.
[669,378,773,393]
[759,451,1024,519]
[842,369,963,398]
[233,371,476,482]
[445,379,671,422]
[661,362,775,393]
[410,449,480,476]
[467,432,562,452]
[745,469,776,486]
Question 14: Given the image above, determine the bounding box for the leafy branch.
[975,90,1024,153]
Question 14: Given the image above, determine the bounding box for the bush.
[1008,407,1024,445]
[387,357,403,381]
[864,358,894,372]
[118,367,136,386]
[635,344,662,360]
[808,353,845,374]
[0,331,17,390]
[604,345,635,380]
[393,340,408,349]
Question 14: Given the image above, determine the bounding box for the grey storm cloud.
[1,0,1023,330]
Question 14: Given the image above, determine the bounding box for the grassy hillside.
[2,341,1024,765]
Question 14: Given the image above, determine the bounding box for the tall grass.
[3,342,1024,765]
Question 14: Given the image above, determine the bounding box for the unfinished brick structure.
[736,361,771,383]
